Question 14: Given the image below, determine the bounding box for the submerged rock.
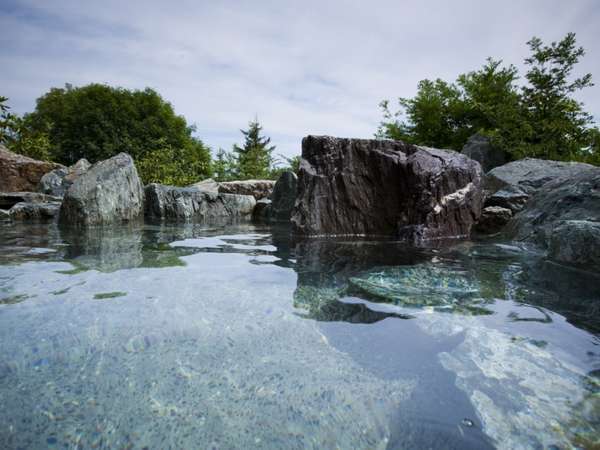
[292,136,483,242]
[548,220,600,269]
[0,144,63,192]
[144,183,256,222]
[475,206,513,234]
[59,153,144,227]
[39,158,91,196]
[461,134,507,173]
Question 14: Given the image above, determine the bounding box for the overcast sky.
[1,0,599,158]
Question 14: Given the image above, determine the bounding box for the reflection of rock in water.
[348,266,493,315]
[438,325,599,450]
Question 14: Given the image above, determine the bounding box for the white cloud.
[1,0,599,158]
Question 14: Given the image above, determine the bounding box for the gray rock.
[548,220,600,268]
[292,136,483,242]
[190,178,219,193]
[59,153,144,227]
[39,158,91,196]
[485,158,595,195]
[252,198,272,222]
[475,206,513,234]
[0,192,62,210]
[484,185,529,214]
[507,167,600,270]
[461,134,507,173]
[270,171,297,223]
[144,183,256,222]
[0,209,9,221]
[218,179,275,200]
[0,144,64,192]
[9,202,61,221]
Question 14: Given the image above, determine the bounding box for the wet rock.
[292,136,483,242]
[0,192,62,209]
[9,202,61,221]
[484,185,529,214]
[0,209,9,220]
[475,206,513,234]
[548,221,600,269]
[0,144,63,192]
[461,134,507,173]
[507,168,600,270]
[484,158,595,196]
[39,158,91,196]
[144,183,256,222]
[252,198,272,222]
[59,153,144,227]
[218,179,275,200]
[270,171,297,223]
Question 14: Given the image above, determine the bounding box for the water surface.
[0,222,598,449]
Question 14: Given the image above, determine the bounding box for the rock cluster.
[291,136,483,242]
[39,158,91,196]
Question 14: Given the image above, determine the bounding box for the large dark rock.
[270,171,297,223]
[144,184,256,222]
[484,185,529,214]
[59,153,144,227]
[252,198,272,222]
[39,158,91,196]
[292,136,483,242]
[507,167,600,270]
[484,158,595,196]
[0,145,63,192]
[475,206,513,234]
[461,134,507,173]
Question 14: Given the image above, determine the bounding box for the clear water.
[0,222,598,449]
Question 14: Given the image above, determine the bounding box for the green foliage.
[3,84,212,184]
[233,119,275,179]
[378,33,598,164]
[212,148,239,181]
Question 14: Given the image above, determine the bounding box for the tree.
[212,148,239,181]
[520,33,594,160]
[232,119,276,179]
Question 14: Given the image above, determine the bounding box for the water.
[0,222,598,449]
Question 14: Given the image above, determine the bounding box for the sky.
[1,0,599,159]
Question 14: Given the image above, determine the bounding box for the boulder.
[59,153,144,227]
[39,158,91,196]
[507,168,600,270]
[548,221,600,269]
[0,144,63,192]
[484,158,595,196]
[252,198,272,222]
[461,134,507,173]
[218,179,275,200]
[475,206,513,234]
[144,183,256,222]
[484,185,529,214]
[270,171,297,223]
[9,202,61,221]
[190,178,219,193]
[0,192,61,210]
[292,136,483,242]
[0,209,9,221]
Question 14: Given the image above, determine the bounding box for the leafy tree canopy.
[378,33,599,163]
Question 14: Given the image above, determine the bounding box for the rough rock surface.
[484,185,529,214]
[484,158,595,195]
[0,209,9,220]
[39,158,91,196]
[0,145,63,192]
[507,168,600,269]
[218,180,275,200]
[252,198,272,222]
[191,178,219,193]
[59,153,144,227]
[475,206,513,234]
[292,136,483,241]
[0,192,61,210]
[145,184,256,222]
[270,171,297,223]
[548,221,600,269]
[9,202,61,221]
[461,134,507,173]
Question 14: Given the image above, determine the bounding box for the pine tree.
[233,119,275,179]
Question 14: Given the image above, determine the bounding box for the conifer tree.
[233,118,275,179]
